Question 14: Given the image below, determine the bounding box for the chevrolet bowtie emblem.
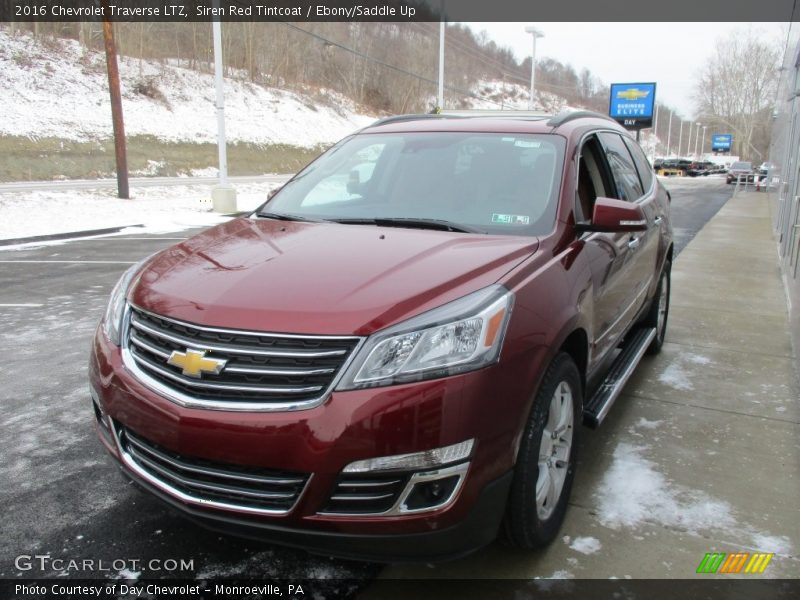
[616,88,650,101]
[167,349,227,378]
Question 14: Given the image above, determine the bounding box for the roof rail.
[439,109,551,119]
[368,109,553,129]
[368,114,450,128]
[546,110,617,128]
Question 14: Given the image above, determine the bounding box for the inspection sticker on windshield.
[492,213,530,225]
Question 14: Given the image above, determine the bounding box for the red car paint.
[90,113,672,561]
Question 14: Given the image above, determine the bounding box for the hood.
[130,217,538,335]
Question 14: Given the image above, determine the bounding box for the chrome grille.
[124,306,361,410]
[322,474,409,515]
[117,424,309,514]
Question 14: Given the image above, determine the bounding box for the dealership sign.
[711,134,733,151]
[608,82,656,130]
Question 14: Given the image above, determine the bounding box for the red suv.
[90,111,672,561]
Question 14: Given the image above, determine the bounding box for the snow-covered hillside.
[464,80,574,113]
[0,29,375,146]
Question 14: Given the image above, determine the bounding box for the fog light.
[342,439,474,473]
[403,475,461,511]
[397,462,469,514]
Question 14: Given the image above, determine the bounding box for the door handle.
[628,236,640,250]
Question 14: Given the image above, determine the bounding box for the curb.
[0,225,144,247]
[0,211,250,248]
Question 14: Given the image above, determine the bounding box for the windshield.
[259,132,565,236]
[731,162,752,170]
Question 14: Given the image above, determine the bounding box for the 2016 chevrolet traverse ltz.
[90,111,672,561]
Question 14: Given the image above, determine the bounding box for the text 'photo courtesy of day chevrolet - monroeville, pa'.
[0,1,798,599]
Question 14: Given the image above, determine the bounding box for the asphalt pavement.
[5,177,794,591]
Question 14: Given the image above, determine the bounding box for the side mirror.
[576,197,648,233]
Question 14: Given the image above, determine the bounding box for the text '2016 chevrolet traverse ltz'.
[90,111,672,562]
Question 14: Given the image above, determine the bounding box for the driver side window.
[576,136,614,223]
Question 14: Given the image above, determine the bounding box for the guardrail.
[734,173,769,193]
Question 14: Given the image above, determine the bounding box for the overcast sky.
[468,22,789,119]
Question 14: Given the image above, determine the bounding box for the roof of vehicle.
[361,110,627,137]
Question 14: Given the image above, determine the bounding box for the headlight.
[101,259,148,346]
[337,285,513,390]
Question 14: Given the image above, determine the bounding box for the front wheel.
[503,353,581,549]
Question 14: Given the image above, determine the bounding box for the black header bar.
[1,0,798,23]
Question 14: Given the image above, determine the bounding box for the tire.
[503,353,581,549]
[643,260,671,355]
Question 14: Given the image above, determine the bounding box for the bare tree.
[693,30,780,160]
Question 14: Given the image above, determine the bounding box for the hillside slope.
[0,29,375,147]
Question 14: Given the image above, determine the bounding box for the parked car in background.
[661,158,692,173]
[90,110,673,561]
[726,161,754,184]
[687,161,714,177]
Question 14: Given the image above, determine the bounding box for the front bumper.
[90,323,543,559]
[116,458,512,562]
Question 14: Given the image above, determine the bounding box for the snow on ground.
[596,442,795,556]
[0,181,280,241]
[634,417,663,430]
[462,79,574,114]
[657,352,712,392]
[569,537,602,555]
[0,29,374,146]
[597,442,735,533]
[657,363,694,391]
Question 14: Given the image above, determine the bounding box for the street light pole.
[700,126,707,157]
[666,110,673,157]
[687,122,694,158]
[210,1,236,213]
[524,26,544,110]
[694,122,701,157]
[437,21,444,110]
[677,120,683,158]
[651,104,660,162]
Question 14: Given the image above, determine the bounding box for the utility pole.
[101,0,129,199]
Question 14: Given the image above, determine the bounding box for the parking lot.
[1,177,797,589]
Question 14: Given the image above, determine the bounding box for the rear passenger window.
[622,136,654,192]
[598,132,644,202]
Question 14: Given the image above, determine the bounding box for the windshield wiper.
[332,217,485,234]
[256,211,323,223]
